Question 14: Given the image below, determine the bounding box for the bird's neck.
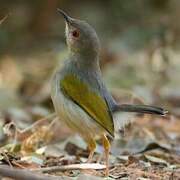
[69,51,100,71]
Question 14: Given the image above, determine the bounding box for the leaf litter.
[0,54,179,179]
[0,109,179,179]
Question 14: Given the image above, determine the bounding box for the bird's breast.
[51,72,105,139]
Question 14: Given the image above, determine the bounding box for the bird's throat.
[70,51,100,70]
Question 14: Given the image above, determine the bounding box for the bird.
[51,9,168,176]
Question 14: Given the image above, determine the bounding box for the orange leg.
[102,134,110,176]
[87,138,96,163]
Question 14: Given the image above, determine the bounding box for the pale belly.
[51,83,105,140]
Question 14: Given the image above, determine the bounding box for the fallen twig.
[0,14,10,25]
[0,165,61,180]
[33,163,106,173]
[19,112,57,134]
[3,113,57,141]
[1,152,13,167]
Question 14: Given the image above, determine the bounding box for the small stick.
[3,113,57,141]
[0,165,61,180]
[2,152,13,167]
[33,163,106,173]
[20,113,57,133]
[0,14,10,25]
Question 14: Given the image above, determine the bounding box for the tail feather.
[113,104,168,116]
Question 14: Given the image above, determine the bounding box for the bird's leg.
[87,138,96,163]
[102,134,110,176]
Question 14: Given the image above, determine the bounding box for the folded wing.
[60,74,114,137]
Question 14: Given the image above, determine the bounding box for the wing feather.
[60,74,114,137]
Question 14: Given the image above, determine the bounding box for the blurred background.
[0,0,180,129]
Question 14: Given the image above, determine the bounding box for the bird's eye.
[72,30,80,38]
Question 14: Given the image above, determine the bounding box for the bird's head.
[58,9,100,57]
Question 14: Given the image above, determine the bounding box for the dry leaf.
[144,154,169,166]
[21,126,53,155]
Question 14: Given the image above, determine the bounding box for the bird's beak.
[57,9,72,24]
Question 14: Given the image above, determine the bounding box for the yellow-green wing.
[60,74,114,137]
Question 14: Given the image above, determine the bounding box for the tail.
[113,104,168,116]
